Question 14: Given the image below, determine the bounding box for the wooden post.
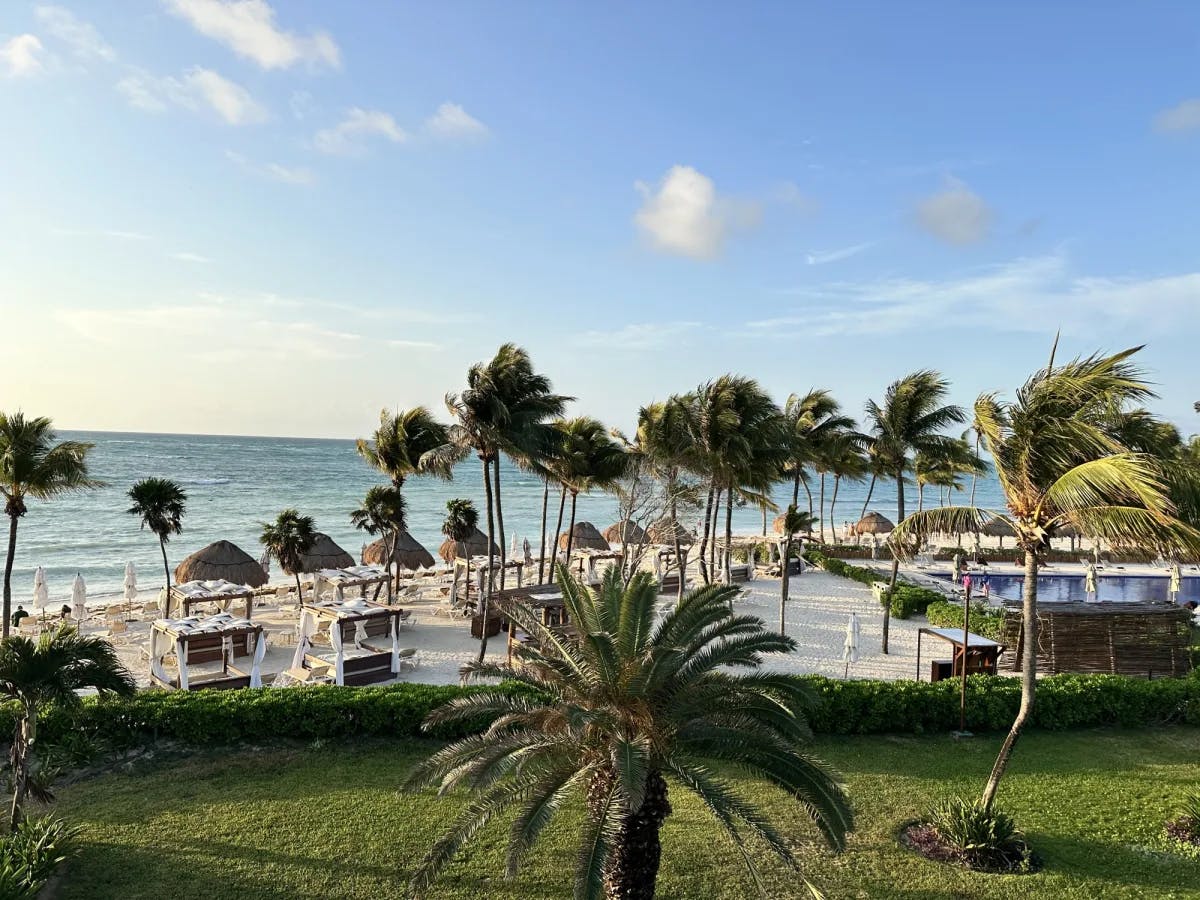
[960,590,972,733]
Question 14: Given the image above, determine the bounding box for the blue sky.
[2,1,1199,438]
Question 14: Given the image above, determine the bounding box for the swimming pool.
[933,573,1200,604]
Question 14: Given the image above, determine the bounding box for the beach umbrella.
[647,518,695,546]
[364,530,436,571]
[259,551,271,577]
[71,574,87,622]
[175,540,269,588]
[511,533,518,554]
[437,527,499,563]
[123,562,138,614]
[32,567,49,621]
[842,612,860,678]
[1084,563,1098,601]
[522,538,532,562]
[289,533,354,574]
[853,512,895,537]
[981,518,1015,549]
[604,521,648,545]
[557,521,610,552]
[1169,563,1181,599]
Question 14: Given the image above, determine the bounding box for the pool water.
[934,573,1200,605]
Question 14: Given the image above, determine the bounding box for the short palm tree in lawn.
[777,505,814,633]
[441,499,479,622]
[892,346,1200,809]
[863,371,965,652]
[259,509,316,607]
[350,486,407,603]
[0,415,101,638]
[127,478,187,594]
[0,625,135,828]
[405,567,853,900]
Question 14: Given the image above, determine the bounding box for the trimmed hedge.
[884,584,943,619]
[804,549,881,586]
[925,599,1004,640]
[805,549,943,619]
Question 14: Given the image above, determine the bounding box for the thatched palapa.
[853,512,894,536]
[558,522,610,552]
[438,527,500,563]
[981,518,1016,538]
[363,529,436,570]
[174,540,269,588]
[773,514,815,536]
[286,533,354,574]
[648,519,694,546]
[604,521,648,545]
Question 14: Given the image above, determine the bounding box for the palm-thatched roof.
[604,521,648,545]
[558,521,610,551]
[773,514,816,537]
[278,532,354,574]
[438,527,500,563]
[363,529,436,570]
[174,540,269,588]
[981,518,1016,538]
[648,518,695,546]
[853,512,895,535]
[1055,523,1080,539]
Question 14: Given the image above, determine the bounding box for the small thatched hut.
[981,518,1016,548]
[772,514,816,536]
[174,540,269,588]
[648,519,694,546]
[604,521,648,545]
[558,522,610,552]
[438,528,500,563]
[363,529,436,570]
[853,512,894,536]
[285,533,354,574]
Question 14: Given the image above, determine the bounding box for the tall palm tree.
[863,372,965,652]
[441,499,479,610]
[356,406,457,490]
[825,436,868,543]
[127,478,187,595]
[0,415,101,638]
[782,390,855,517]
[0,625,135,827]
[259,509,316,608]
[555,418,628,562]
[405,567,853,900]
[635,398,695,598]
[892,346,1200,809]
[350,486,407,603]
[778,505,815,633]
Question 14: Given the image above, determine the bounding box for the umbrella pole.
[958,588,972,735]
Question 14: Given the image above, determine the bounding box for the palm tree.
[441,499,479,613]
[405,567,853,899]
[350,486,407,603]
[635,399,695,598]
[778,505,815,633]
[825,436,868,543]
[555,418,628,562]
[0,625,135,827]
[781,390,855,517]
[127,478,187,595]
[356,407,457,491]
[0,415,101,638]
[259,509,316,607]
[892,346,1200,809]
[863,372,965,653]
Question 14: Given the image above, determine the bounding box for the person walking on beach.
[979,566,990,600]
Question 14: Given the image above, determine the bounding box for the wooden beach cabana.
[168,579,257,619]
[311,564,392,603]
[149,613,266,691]
[291,598,406,685]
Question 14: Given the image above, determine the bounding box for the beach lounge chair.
[397,648,420,672]
[17,620,41,637]
[397,609,414,631]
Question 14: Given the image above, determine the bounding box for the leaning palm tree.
[0,415,101,638]
[127,478,187,594]
[441,499,479,615]
[892,346,1200,809]
[863,372,965,652]
[778,505,815,633]
[556,418,628,562]
[259,509,316,608]
[405,567,853,899]
[782,390,856,517]
[636,398,696,598]
[350,486,407,602]
[356,407,457,491]
[0,625,135,827]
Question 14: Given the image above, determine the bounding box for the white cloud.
[574,321,704,350]
[117,66,267,124]
[424,102,488,140]
[805,242,874,266]
[314,108,406,155]
[634,165,760,260]
[915,176,992,245]
[171,251,210,263]
[224,150,314,185]
[50,227,152,241]
[1153,98,1200,133]
[387,339,442,350]
[34,6,115,61]
[165,0,339,70]
[747,254,1200,338]
[0,35,46,77]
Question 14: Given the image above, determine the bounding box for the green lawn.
[54,729,1199,900]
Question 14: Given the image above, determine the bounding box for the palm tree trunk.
[969,432,981,507]
[493,456,507,591]
[802,474,814,519]
[8,712,33,830]
[698,482,714,585]
[709,488,722,580]
[829,476,841,544]
[538,478,550,584]
[549,484,567,584]
[918,482,925,514]
[599,770,670,900]
[477,456,496,665]
[818,474,826,543]
[3,515,18,639]
[761,503,767,537]
[780,533,792,633]
[671,475,685,601]
[723,491,733,584]
[792,469,801,508]
[295,573,305,607]
[386,530,399,603]
[981,548,1039,809]
[566,491,579,574]
[159,537,172,614]
[860,473,877,520]
[881,473,905,655]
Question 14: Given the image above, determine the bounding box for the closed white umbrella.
[259,551,271,578]
[123,562,138,614]
[1084,563,1098,602]
[510,533,518,554]
[842,612,860,678]
[71,574,87,622]
[32,567,50,621]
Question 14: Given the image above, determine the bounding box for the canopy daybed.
[168,579,257,618]
[290,598,405,685]
[311,564,393,603]
[149,613,267,691]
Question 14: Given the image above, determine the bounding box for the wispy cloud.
[171,251,210,263]
[0,35,46,78]
[225,150,314,185]
[1153,98,1200,133]
[314,107,405,155]
[424,102,489,140]
[915,176,991,245]
[118,66,267,124]
[165,0,340,70]
[51,227,152,241]
[805,241,874,266]
[747,254,1200,338]
[574,321,704,350]
[35,5,115,61]
[634,166,761,261]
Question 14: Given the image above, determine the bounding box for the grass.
[52,728,1199,900]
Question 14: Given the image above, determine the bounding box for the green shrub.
[1164,792,1200,854]
[927,797,1032,871]
[925,600,1004,640]
[886,585,943,619]
[804,549,880,585]
[0,816,77,898]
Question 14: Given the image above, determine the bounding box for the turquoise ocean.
[9,431,1007,603]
